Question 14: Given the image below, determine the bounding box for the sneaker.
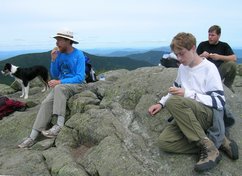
[18,137,35,148]
[220,136,239,160]
[41,125,61,138]
[195,138,222,172]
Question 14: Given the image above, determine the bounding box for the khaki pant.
[218,61,236,88]
[158,96,213,154]
[33,84,84,131]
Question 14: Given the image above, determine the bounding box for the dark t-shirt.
[197,41,234,67]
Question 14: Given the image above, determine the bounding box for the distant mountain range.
[0,50,153,85]
[1,46,242,62]
[127,50,168,65]
[0,47,241,85]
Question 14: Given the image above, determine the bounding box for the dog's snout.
[1,69,10,75]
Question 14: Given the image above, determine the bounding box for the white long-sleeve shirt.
[159,58,225,110]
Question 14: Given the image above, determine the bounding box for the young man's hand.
[148,104,162,116]
[169,87,185,96]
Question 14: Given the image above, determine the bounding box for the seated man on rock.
[18,29,86,148]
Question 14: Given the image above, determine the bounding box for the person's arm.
[186,65,225,110]
[209,53,236,62]
[158,70,182,107]
[148,84,174,116]
[148,103,163,116]
[50,55,60,79]
[211,42,237,62]
[197,41,237,62]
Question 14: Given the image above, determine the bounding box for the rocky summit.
[0,66,241,176]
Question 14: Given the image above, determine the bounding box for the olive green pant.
[218,61,236,89]
[33,84,84,131]
[158,96,213,154]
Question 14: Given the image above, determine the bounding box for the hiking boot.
[195,137,222,172]
[220,136,239,160]
[18,137,35,148]
[41,125,61,138]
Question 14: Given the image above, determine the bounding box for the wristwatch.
[157,102,164,108]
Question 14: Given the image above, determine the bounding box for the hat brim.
[53,35,79,44]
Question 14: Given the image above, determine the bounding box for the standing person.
[18,29,86,148]
[197,25,237,92]
[148,32,238,172]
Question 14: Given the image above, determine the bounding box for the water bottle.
[99,74,105,81]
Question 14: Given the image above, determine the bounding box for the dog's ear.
[6,63,11,67]
[5,63,12,70]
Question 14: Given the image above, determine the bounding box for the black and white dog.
[1,63,49,99]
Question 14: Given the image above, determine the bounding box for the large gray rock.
[0,83,16,95]
[0,66,241,176]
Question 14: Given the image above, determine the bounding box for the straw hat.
[53,29,79,44]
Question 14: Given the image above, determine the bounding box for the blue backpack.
[84,55,97,83]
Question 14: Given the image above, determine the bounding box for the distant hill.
[101,49,151,57]
[127,50,169,65]
[126,48,242,65]
[84,48,153,57]
[0,51,153,85]
[85,53,154,71]
[0,49,49,61]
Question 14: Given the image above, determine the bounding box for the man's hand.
[148,104,162,116]
[169,87,185,96]
[51,47,59,61]
[200,51,210,58]
[48,80,60,88]
[209,53,220,60]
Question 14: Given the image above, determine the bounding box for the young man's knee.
[166,96,184,109]
[158,138,173,152]
[158,132,176,152]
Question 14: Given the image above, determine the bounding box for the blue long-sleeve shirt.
[50,48,85,84]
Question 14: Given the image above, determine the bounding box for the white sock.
[57,116,65,127]
[29,129,39,140]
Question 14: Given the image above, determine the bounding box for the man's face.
[208,31,220,45]
[55,37,70,53]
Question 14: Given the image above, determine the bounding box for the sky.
[1,0,242,51]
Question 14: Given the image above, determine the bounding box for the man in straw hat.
[18,28,86,148]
